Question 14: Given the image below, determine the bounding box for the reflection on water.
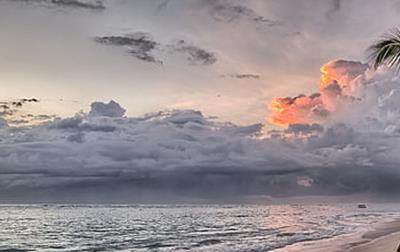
[0,204,398,251]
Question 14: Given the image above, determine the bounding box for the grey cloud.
[7,119,30,125]
[0,98,59,127]
[209,2,255,22]
[172,0,281,27]
[157,0,169,11]
[322,81,342,95]
[312,106,330,118]
[1,86,400,202]
[95,33,162,64]
[326,0,342,19]
[171,40,217,65]
[50,116,116,132]
[0,118,8,128]
[6,0,105,10]
[220,74,260,79]
[0,98,39,118]
[33,114,55,121]
[0,105,16,117]
[252,16,282,27]
[67,132,85,143]
[89,100,126,118]
[50,0,104,10]
[285,123,324,134]
[11,98,39,108]
[209,2,280,27]
[95,33,217,66]
[163,110,208,126]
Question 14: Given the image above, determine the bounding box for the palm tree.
[368,28,400,71]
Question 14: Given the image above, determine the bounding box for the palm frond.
[368,28,400,72]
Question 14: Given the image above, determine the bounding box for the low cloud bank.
[2,60,400,202]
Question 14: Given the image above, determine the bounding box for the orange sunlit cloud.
[268,60,369,126]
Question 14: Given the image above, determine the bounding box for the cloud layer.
[3,63,400,202]
[4,1,400,202]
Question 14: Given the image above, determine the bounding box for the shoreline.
[348,220,400,252]
[272,219,400,252]
[349,232,400,252]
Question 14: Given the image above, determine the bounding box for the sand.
[350,232,400,252]
[272,219,400,252]
[349,220,400,252]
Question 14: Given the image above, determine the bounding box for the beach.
[273,219,400,252]
[349,220,400,252]
[350,232,400,252]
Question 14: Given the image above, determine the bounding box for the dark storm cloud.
[95,33,162,64]
[1,88,400,202]
[171,40,217,65]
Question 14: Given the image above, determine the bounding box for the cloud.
[4,0,400,201]
[0,98,40,117]
[11,98,39,108]
[220,74,260,79]
[269,60,369,126]
[157,0,170,11]
[170,40,217,65]
[89,100,126,118]
[0,118,8,128]
[0,98,62,127]
[3,63,400,202]
[326,0,342,19]
[208,1,281,27]
[269,93,326,126]
[95,33,162,64]
[0,106,285,201]
[284,123,324,135]
[95,34,217,66]
[5,0,105,10]
[50,0,105,10]
[161,0,281,27]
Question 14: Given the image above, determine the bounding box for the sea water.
[0,204,398,251]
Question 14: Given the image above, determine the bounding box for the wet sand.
[350,232,400,252]
[272,219,400,252]
[349,220,400,252]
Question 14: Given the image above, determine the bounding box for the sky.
[2,0,400,202]
[2,0,400,125]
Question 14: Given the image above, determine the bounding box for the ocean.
[0,204,398,251]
